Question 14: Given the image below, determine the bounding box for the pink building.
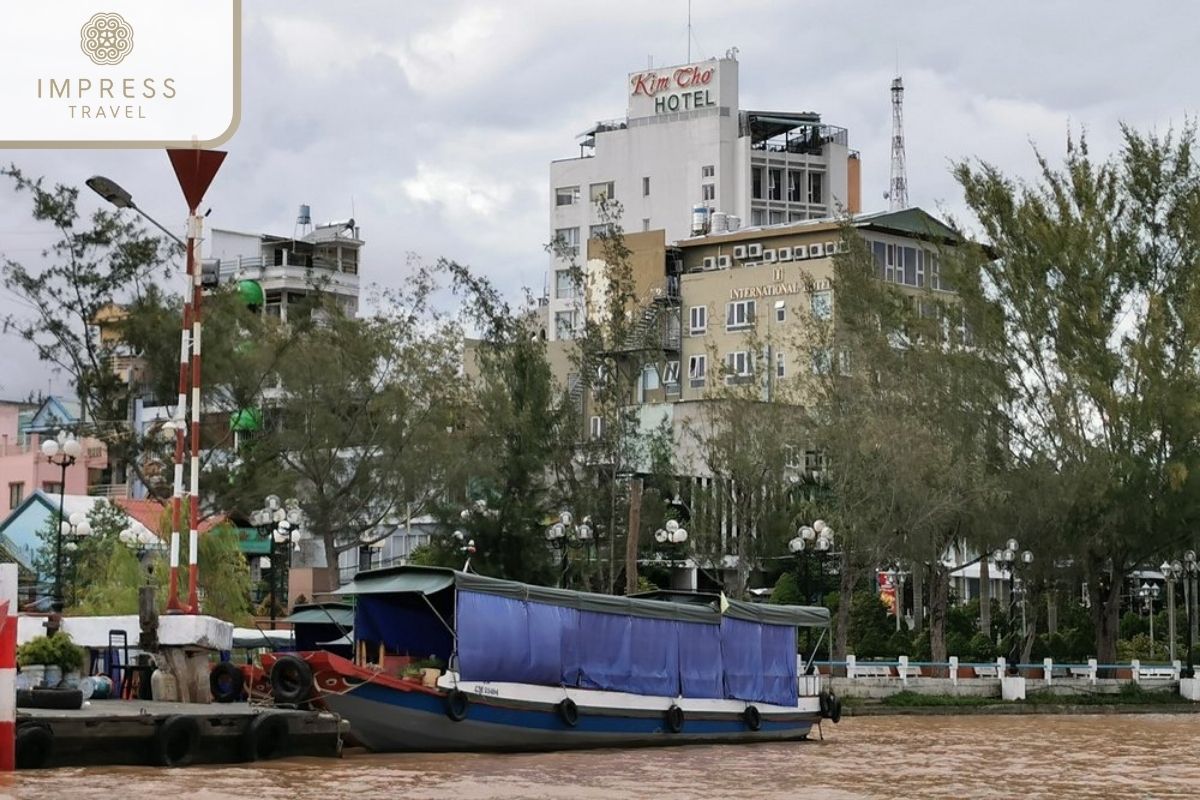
[0,398,108,519]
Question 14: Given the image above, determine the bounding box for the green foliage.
[770,572,803,605]
[886,628,914,656]
[16,636,55,667]
[848,591,895,658]
[17,633,85,671]
[197,524,253,624]
[965,632,996,662]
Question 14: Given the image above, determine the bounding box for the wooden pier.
[16,700,346,769]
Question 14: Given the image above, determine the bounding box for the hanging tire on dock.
[818,690,832,718]
[556,698,579,727]
[15,724,53,769]
[664,704,685,733]
[270,655,314,706]
[829,695,842,724]
[155,715,202,767]
[210,662,245,703]
[445,689,470,722]
[242,712,291,761]
[742,705,762,731]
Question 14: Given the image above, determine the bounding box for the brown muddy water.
[4,714,1199,799]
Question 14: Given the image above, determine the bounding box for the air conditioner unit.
[763,249,777,263]
[794,246,809,260]
[809,243,825,258]
[702,256,717,270]
[747,243,763,258]
[777,247,792,261]
[718,254,732,269]
[733,245,748,259]
[825,241,836,254]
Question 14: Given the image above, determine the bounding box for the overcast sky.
[2,0,1197,398]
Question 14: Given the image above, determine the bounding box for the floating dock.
[17,700,346,769]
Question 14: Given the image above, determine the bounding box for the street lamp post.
[1163,560,1183,663]
[788,520,835,605]
[992,539,1034,668]
[1138,582,1161,660]
[251,495,303,629]
[40,430,82,613]
[1184,551,1199,677]
[546,511,595,588]
[58,512,92,608]
[118,526,164,579]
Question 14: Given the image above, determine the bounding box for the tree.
[953,126,1200,663]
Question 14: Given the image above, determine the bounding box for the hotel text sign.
[729,268,803,300]
[0,1,241,147]
[628,62,720,116]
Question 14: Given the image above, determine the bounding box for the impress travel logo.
[0,1,241,148]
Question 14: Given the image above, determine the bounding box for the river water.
[5,714,1199,799]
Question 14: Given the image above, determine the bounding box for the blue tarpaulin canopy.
[338,566,824,707]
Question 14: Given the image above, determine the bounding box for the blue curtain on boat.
[626,617,680,696]
[456,591,533,682]
[760,623,798,706]
[355,594,453,660]
[556,605,582,687]
[526,600,569,686]
[720,616,763,702]
[677,621,723,698]
[576,610,632,691]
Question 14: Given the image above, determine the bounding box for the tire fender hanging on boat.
[15,723,53,769]
[556,697,579,727]
[829,695,842,724]
[155,715,202,767]
[270,655,314,706]
[818,690,832,718]
[242,712,291,761]
[210,661,245,703]
[445,688,470,722]
[742,704,762,731]
[664,704,685,733]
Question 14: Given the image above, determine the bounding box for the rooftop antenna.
[687,0,692,62]
[888,75,909,211]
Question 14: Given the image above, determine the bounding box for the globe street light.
[59,512,92,608]
[1184,551,1199,677]
[547,511,595,588]
[993,541,1034,642]
[1162,560,1184,663]
[251,495,303,628]
[42,431,83,612]
[1138,582,1161,659]
[788,520,835,605]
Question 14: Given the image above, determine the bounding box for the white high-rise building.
[547,51,861,340]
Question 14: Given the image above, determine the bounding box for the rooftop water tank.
[710,212,729,234]
[691,205,709,236]
[297,204,312,226]
[727,215,742,232]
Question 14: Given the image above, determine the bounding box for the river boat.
[274,566,837,752]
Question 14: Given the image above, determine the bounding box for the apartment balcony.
[205,255,359,298]
[88,483,130,500]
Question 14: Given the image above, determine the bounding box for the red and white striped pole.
[186,211,204,614]
[0,563,17,771]
[166,302,191,613]
[167,149,226,616]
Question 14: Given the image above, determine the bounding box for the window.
[689,305,707,335]
[643,218,651,232]
[886,243,897,283]
[555,311,578,339]
[555,186,579,206]
[702,183,715,201]
[8,482,23,509]
[811,349,832,375]
[752,168,763,200]
[808,172,824,204]
[775,301,786,322]
[726,299,756,330]
[929,252,941,291]
[555,226,580,256]
[663,361,681,386]
[555,270,577,299]
[838,349,852,375]
[642,176,651,196]
[642,364,660,392]
[811,290,832,320]
[689,354,707,386]
[776,353,786,378]
[804,450,827,474]
[589,181,614,202]
[589,223,613,239]
[768,169,782,201]
[590,415,605,439]
[43,482,63,495]
[788,171,803,202]
[725,351,753,381]
[701,165,715,178]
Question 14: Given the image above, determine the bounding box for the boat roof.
[284,602,355,627]
[338,565,830,628]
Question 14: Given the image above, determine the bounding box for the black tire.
[16,688,83,710]
[15,724,53,769]
[556,698,579,727]
[829,696,842,724]
[242,712,290,762]
[270,655,314,706]
[818,690,831,718]
[664,704,684,734]
[155,715,201,767]
[445,689,469,722]
[210,662,245,704]
[742,705,762,731]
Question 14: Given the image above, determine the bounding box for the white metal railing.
[829,655,1184,686]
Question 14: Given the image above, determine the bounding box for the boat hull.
[308,653,819,753]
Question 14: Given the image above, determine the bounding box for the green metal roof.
[337,565,830,628]
[285,603,355,627]
[854,208,962,243]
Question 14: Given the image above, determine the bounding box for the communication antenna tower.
[888,76,909,211]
